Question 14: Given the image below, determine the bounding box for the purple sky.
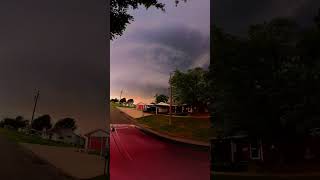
[111,0,210,103]
[0,0,106,134]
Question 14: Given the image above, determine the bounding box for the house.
[136,102,146,111]
[47,128,85,146]
[84,129,108,156]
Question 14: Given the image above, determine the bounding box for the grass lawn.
[136,115,213,143]
[0,128,78,147]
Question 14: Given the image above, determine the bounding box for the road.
[0,135,71,180]
[110,108,210,180]
[110,107,132,124]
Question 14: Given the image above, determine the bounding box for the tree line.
[110,98,134,104]
[0,115,77,131]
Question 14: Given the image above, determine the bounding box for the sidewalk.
[21,143,106,179]
[117,107,152,118]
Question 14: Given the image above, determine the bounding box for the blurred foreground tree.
[111,0,186,39]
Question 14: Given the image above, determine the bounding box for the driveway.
[21,143,106,179]
[0,134,71,180]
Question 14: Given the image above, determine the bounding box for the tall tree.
[170,68,210,112]
[32,115,52,131]
[54,118,77,131]
[155,94,169,103]
[127,99,134,104]
[120,98,127,103]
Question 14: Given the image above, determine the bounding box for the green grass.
[0,128,78,147]
[136,115,213,143]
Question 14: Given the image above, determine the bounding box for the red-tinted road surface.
[110,124,210,180]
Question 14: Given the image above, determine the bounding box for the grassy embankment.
[136,115,213,143]
[0,128,77,147]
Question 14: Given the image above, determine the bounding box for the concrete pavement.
[21,143,106,179]
[0,134,71,180]
[116,107,152,119]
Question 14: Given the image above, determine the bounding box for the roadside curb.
[117,110,210,148]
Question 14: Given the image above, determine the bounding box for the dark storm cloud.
[213,0,320,35]
[0,0,107,133]
[133,25,210,71]
[111,25,210,102]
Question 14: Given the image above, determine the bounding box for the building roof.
[155,102,178,106]
[136,102,146,105]
[84,128,108,137]
[156,102,170,106]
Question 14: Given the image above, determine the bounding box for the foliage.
[110,0,186,39]
[127,98,134,104]
[54,118,77,131]
[31,115,52,131]
[154,94,169,103]
[212,14,320,142]
[110,98,119,103]
[0,116,29,129]
[170,68,210,112]
[120,97,127,103]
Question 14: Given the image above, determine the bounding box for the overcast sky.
[1,0,319,134]
[110,0,210,104]
[0,0,106,134]
[213,0,320,35]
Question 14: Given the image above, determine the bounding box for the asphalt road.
[110,108,210,180]
[110,107,133,124]
[0,135,72,180]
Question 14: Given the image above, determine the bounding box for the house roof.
[155,102,178,106]
[136,102,146,105]
[156,102,170,106]
[84,128,108,137]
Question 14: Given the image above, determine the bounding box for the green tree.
[120,98,127,103]
[127,99,134,104]
[1,116,28,129]
[32,115,52,131]
[155,94,168,103]
[170,68,210,112]
[54,118,77,131]
[110,98,119,103]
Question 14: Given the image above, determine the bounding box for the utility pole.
[119,89,123,102]
[169,73,172,125]
[31,90,40,127]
